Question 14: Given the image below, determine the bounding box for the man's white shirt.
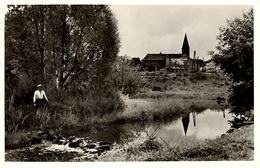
[33,90,49,102]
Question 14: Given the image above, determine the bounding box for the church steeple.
[182,34,190,57]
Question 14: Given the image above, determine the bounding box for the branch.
[12,52,37,84]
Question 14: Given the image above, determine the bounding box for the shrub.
[110,56,144,96]
[190,72,207,81]
[152,86,162,91]
[5,131,31,149]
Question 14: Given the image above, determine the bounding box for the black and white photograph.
[1,0,257,166]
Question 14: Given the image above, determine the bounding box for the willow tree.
[213,9,253,114]
[5,5,120,103]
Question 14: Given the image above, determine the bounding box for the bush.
[5,131,31,149]
[190,72,207,81]
[110,56,144,96]
[152,86,162,91]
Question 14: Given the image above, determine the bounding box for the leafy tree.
[5,5,120,105]
[212,9,253,114]
[110,56,143,96]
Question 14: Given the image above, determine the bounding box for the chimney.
[193,51,196,72]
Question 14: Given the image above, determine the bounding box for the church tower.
[182,34,190,57]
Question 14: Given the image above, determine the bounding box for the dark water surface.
[61,109,232,146]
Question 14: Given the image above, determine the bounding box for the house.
[204,59,221,73]
[142,34,204,73]
[141,53,166,71]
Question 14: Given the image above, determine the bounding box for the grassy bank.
[94,72,229,124]
[5,124,253,161]
[96,96,208,124]
[96,125,254,161]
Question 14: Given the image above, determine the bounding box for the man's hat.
[37,84,42,87]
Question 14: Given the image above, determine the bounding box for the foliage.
[189,72,207,81]
[110,56,143,96]
[5,5,124,134]
[5,89,124,134]
[5,5,120,104]
[5,148,83,161]
[6,5,120,89]
[212,9,253,114]
[5,131,31,149]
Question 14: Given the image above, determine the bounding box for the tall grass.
[5,87,125,149]
[5,130,31,149]
[6,85,125,129]
[97,93,208,125]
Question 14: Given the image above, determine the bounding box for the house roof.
[165,54,182,59]
[142,54,165,61]
[143,53,183,61]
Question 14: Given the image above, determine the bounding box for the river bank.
[5,124,253,161]
[96,124,254,161]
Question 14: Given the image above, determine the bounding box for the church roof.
[182,34,190,49]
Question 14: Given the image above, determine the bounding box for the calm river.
[60,109,232,146]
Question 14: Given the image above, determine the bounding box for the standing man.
[33,84,49,110]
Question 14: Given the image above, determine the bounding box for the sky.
[110,5,252,60]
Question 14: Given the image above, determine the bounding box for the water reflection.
[192,112,196,127]
[61,109,232,146]
[158,109,232,146]
[182,113,190,136]
[181,112,197,136]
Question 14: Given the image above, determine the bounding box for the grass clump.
[5,131,31,149]
[190,72,207,81]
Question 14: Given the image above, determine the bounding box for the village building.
[204,59,221,73]
[141,34,204,73]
